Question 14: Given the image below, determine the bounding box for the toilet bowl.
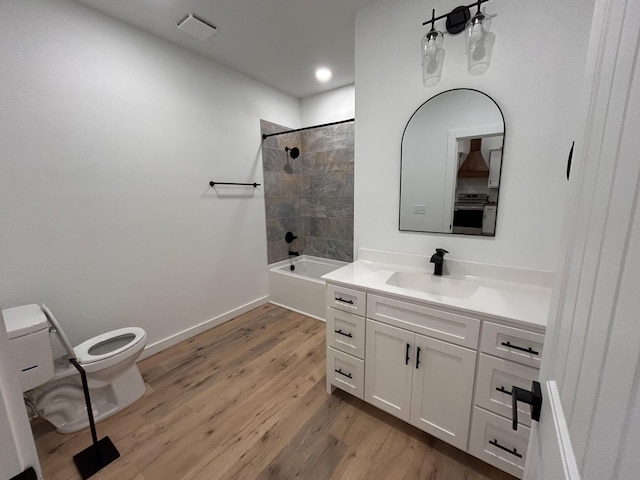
[2,304,148,433]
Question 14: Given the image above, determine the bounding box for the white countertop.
[322,252,553,331]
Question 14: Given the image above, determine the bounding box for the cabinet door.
[365,319,414,422]
[410,333,476,450]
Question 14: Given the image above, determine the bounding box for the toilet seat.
[74,327,146,365]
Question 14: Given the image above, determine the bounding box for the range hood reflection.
[458,138,489,178]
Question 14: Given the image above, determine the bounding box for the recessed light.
[315,67,332,83]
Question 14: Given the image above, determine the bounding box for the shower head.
[285,147,300,159]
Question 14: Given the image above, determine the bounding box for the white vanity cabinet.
[324,278,546,478]
[468,322,545,478]
[325,284,367,399]
[365,318,476,450]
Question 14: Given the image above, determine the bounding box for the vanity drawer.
[327,284,367,316]
[326,307,366,359]
[468,406,530,479]
[366,294,480,349]
[481,322,544,368]
[475,354,540,426]
[326,347,364,399]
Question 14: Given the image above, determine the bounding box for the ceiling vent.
[177,14,217,41]
[458,138,489,177]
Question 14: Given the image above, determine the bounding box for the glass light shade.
[422,30,445,87]
[465,13,495,75]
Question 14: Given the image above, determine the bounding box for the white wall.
[301,84,355,126]
[354,0,595,270]
[0,0,300,353]
[0,320,42,479]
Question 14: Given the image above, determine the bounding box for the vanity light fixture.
[422,10,445,87]
[465,2,495,75]
[421,0,495,85]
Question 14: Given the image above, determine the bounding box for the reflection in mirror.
[399,89,504,236]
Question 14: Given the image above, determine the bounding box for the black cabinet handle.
[501,341,539,356]
[489,439,522,459]
[496,386,512,395]
[335,368,352,379]
[415,346,421,369]
[512,381,543,430]
[405,343,410,365]
[334,329,353,338]
[335,297,354,305]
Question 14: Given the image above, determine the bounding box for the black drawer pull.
[489,439,522,459]
[335,297,354,305]
[405,343,410,365]
[496,386,512,396]
[415,346,421,369]
[335,368,352,379]
[335,329,353,338]
[501,341,539,355]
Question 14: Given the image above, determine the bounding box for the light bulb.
[425,38,436,57]
[470,22,483,43]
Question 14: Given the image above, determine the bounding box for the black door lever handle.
[512,381,543,430]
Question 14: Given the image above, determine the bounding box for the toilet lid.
[74,327,146,364]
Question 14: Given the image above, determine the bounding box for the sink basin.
[385,272,479,299]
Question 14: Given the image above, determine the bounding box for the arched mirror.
[399,89,505,236]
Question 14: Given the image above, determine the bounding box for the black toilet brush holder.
[70,358,120,479]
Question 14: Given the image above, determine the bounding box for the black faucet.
[430,248,449,276]
[288,250,299,257]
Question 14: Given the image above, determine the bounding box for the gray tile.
[325,196,354,218]
[303,196,329,218]
[260,120,279,149]
[302,124,346,152]
[345,122,355,146]
[267,240,289,264]
[326,239,353,262]
[304,236,328,257]
[277,131,301,151]
[310,217,345,240]
[260,119,276,136]
[310,173,353,198]
[263,172,280,197]
[302,216,312,236]
[263,148,287,172]
[279,172,304,196]
[266,218,303,243]
[265,197,301,220]
[324,149,354,173]
[301,175,311,197]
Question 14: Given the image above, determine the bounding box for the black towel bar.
[209,181,260,187]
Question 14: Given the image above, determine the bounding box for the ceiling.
[74,0,380,98]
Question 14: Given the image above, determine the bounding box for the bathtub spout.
[288,251,299,256]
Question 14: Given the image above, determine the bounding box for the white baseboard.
[139,296,270,360]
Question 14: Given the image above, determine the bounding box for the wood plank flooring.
[32,304,515,480]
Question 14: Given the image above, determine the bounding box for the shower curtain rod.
[261,118,355,140]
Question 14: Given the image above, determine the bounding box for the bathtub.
[268,256,347,320]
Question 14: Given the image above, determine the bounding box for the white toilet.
[2,304,147,433]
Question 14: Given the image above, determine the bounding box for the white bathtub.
[268,255,347,320]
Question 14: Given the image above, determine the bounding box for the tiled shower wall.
[261,119,354,264]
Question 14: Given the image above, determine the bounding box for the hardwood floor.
[32,304,515,480]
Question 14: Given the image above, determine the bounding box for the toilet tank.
[1,304,55,392]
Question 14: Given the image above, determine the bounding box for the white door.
[524,0,640,478]
[365,319,414,421]
[409,333,475,450]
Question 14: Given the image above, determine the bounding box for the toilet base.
[32,364,146,433]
